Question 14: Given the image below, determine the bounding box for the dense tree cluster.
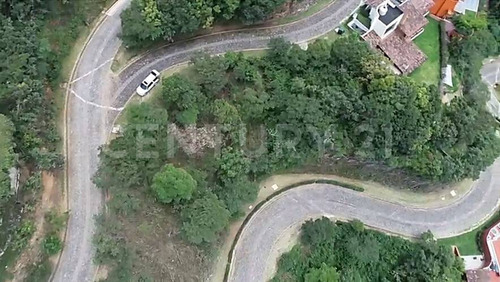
[166,37,497,181]
[121,0,288,47]
[487,0,500,42]
[272,217,464,281]
[0,6,63,171]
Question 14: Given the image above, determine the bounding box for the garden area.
[410,18,441,86]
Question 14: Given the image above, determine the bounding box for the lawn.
[410,18,441,86]
[438,211,500,255]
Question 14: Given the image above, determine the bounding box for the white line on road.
[70,89,124,111]
[70,58,114,84]
[105,0,125,16]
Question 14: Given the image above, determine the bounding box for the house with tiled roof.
[459,219,500,282]
[347,0,433,74]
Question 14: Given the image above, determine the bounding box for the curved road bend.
[229,159,500,281]
[54,0,361,281]
[52,0,131,281]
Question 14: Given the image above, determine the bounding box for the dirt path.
[10,172,62,281]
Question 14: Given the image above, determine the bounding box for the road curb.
[224,179,500,281]
[223,179,363,282]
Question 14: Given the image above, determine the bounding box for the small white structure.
[454,0,480,14]
[348,0,405,38]
[443,64,454,88]
[9,167,19,194]
[111,125,122,134]
[462,255,485,270]
[298,42,309,51]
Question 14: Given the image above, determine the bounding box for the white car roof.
[143,71,159,84]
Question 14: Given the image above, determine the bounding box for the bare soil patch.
[9,172,63,281]
[101,192,213,281]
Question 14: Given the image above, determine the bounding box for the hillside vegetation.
[94,36,499,279]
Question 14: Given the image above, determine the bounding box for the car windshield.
[140,82,148,90]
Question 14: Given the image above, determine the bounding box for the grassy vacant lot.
[439,211,500,255]
[410,18,441,86]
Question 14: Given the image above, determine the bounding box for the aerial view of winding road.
[51,0,500,281]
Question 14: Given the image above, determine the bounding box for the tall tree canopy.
[121,0,288,47]
[151,164,197,204]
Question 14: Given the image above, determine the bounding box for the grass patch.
[274,0,334,25]
[439,211,500,255]
[356,13,371,29]
[410,18,441,86]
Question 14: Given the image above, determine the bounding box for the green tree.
[181,192,230,244]
[237,0,286,24]
[192,54,229,95]
[0,114,15,201]
[42,235,62,255]
[304,264,340,282]
[216,147,250,184]
[214,177,258,216]
[151,164,197,204]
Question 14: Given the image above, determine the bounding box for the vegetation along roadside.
[0,0,111,280]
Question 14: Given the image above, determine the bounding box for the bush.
[181,192,230,244]
[42,235,62,255]
[176,108,199,126]
[13,220,36,251]
[151,164,197,204]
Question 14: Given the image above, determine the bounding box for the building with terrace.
[463,220,500,282]
[348,0,433,74]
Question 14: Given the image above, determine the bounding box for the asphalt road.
[51,1,131,281]
[228,162,500,281]
[53,0,361,281]
[53,0,500,280]
[481,58,500,118]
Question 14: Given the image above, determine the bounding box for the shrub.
[151,164,197,204]
[42,235,62,255]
